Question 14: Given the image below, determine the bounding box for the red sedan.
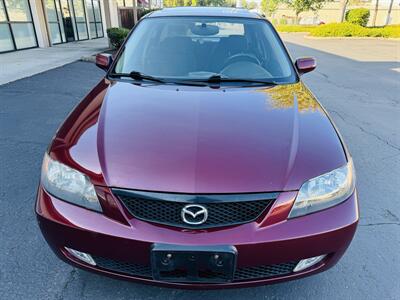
[36,7,358,288]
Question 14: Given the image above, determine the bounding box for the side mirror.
[295,57,316,75]
[96,53,113,71]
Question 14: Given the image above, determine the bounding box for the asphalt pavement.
[0,36,399,299]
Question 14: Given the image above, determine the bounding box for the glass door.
[86,0,103,39]
[45,0,64,44]
[71,0,88,40]
[46,0,90,44]
[60,0,74,42]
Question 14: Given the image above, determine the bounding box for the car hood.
[54,80,346,193]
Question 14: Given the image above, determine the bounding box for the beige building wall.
[30,0,50,48]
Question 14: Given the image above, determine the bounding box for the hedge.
[345,8,370,27]
[107,27,130,49]
[310,23,400,38]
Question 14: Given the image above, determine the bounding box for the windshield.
[113,16,297,83]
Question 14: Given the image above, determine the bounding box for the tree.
[280,0,329,23]
[385,0,394,25]
[246,1,257,10]
[372,0,379,26]
[339,0,349,22]
[261,0,279,17]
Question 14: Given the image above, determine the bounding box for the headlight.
[289,158,355,218]
[41,153,102,212]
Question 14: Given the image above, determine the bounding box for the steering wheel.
[221,53,261,70]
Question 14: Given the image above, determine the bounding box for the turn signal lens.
[65,247,96,266]
[293,255,326,272]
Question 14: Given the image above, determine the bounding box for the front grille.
[113,189,277,229]
[93,255,297,282]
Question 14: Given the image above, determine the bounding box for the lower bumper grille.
[234,262,297,281]
[92,255,297,282]
[113,189,278,229]
[93,256,153,278]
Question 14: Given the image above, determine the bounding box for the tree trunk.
[385,0,394,25]
[295,12,300,24]
[133,0,138,25]
[340,0,349,22]
[372,0,379,27]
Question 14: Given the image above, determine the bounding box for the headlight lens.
[41,153,102,212]
[289,158,355,218]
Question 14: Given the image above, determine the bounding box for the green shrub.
[107,27,130,49]
[310,23,400,38]
[345,8,370,27]
[279,18,288,25]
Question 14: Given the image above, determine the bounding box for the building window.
[0,0,38,53]
[86,0,103,38]
[72,0,89,40]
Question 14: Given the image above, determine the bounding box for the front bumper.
[36,186,358,289]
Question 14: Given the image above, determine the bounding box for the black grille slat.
[92,255,297,282]
[115,191,276,229]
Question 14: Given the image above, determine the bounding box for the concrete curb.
[80,55,96,63]
[304,35,400,41]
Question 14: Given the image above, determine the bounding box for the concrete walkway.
[0,38,108,85]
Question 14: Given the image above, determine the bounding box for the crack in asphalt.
[315,70,400,105]
[359,222,400,227]
[56,268,77,300]
[329,110,400,152]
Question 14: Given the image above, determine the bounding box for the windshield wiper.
[205,74,278,85]
[109,71,208,87]
[109,71,165,83]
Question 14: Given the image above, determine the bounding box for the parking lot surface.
[0,36,399,299]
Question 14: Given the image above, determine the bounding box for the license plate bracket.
[151,244,237,283]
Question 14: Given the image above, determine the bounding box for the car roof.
[147,7,262,19]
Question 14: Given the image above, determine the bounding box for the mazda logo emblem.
[181,204,208,225]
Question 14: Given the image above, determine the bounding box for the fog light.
[65,247,96,266]
[293,255,326,272]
